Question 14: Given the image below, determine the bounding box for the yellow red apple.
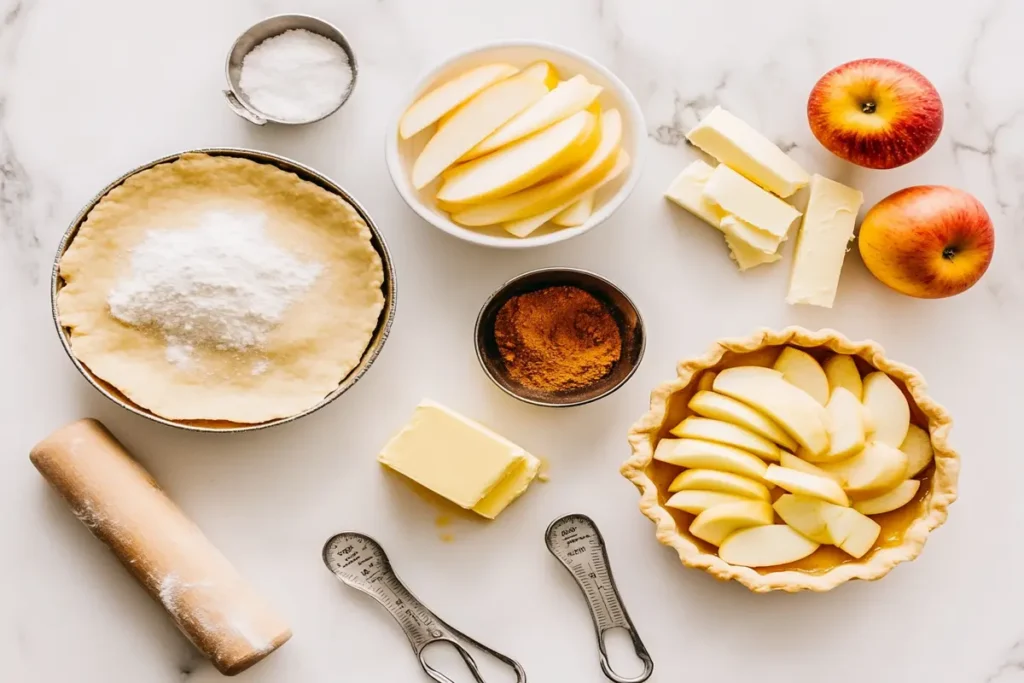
[859,185,994,298]
[807,58,943,169]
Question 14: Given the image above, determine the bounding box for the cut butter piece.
[786,174,864,308]
[686,106,810,198]
[378,400,537,517]
[703,164,801,239]
[664,159,726,228]
[721,216,782,271]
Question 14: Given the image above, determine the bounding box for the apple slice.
[688,390,798,451]
[665,490,750,515]
[713,366,830,456]
[503,146,629,237]
[862,372,910,448]
[670,417,782,462]
[519,60,560,88]
[820,441,909,499]
[689,500,774,546]
[824,354,863,400]
[436,110,597,204]
[718,525,819,568]
[801,387,865,462]
[462,75,603,160]
[900,424,934,478]
[551,193,594,227]
[399,63,519,139]
[451,109,623,227]
[773,347,829,406]
[773,494,843,544]
[826,507,881,558]
[780,452,841,483]
[764,465,849,506]
[697,371,718,393]
[853,479,921,515]
[653,438,768,482]
[412,74,549,189]
[668,468,771,501]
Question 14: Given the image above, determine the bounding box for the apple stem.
[943,246,957,260]
[861,101,877,114]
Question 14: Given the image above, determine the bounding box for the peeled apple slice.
[820,441,909,499]
[519,60,560,88]
[551,193,594,227]
[861,372,911,448]
[825,507,881,558]
[665,490,750,515]
[463,75,603,160]
[667,468,771,501]
[670,416,782,462]
[900,424,934,478]
[399,63,519,139]
[719,525,819,568]
[687,390,797,451]
[713,366,830,457]
[853,479,921,515]
[764,465,850,506]
[824,354,863,400]
[689,500,774,546]
[780,452,840,483]
[435,110,597,204]
[653,438,768,483]
[773,494,845,544]
[451,108,623,227]
[412,74,549,189]
[801,387,865,462]
[503,146,629,237]
[773,347,829,406]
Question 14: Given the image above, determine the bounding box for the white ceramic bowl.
[385,40,646,249]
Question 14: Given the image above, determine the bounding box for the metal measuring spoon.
[323,532,527,683]
[545,514,653,683]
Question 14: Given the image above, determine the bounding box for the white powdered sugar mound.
[108,211,322,362]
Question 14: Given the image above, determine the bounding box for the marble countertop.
[1,0,1021,681]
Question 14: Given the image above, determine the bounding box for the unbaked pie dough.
[58,153,385,424]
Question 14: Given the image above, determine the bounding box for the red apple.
[858,186,994,298]
[808,58,943,169]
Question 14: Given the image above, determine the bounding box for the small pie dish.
[621,327,959,592]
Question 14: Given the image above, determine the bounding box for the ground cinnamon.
[494,286,622,392]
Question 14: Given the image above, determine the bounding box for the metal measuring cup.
[224,14,358,125]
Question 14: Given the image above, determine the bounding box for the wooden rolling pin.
[30,419,292,676]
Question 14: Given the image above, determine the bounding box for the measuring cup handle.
[598,627,654,683]
[223,90,267,125]
[417,630,527,683]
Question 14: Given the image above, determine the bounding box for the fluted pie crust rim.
[621,327,959,593]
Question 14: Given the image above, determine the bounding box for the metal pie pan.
[51,147,397,433]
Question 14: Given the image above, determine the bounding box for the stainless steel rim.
[474,267,646,408]
[52,147,397,433]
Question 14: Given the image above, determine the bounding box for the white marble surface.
[1,0,1021,681]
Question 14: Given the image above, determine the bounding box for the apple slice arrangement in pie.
[623,328,959,592]
[399,60,629,237]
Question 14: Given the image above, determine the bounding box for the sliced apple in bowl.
[668,468,771,501]
[718,525,820,568]
[690,500,774,546]
[773,346,829,406]
[820,441,909,500]
[670,416,782,462]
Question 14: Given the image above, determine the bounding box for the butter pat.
[686,106,810,198]
[378,400,538,517]
[703,164,801,239]
[722,217,782,271]
[664,160,726,229]
[787,174,864,307]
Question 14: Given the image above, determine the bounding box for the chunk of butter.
[787,174,864,307]
[378,400,538,518]
[722,216,782,271]
[664,159,726,229]
[703,164,801,239]
[686,106,810,198]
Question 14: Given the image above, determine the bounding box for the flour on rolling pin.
[30,419,291,676]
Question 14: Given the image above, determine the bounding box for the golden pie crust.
[621,327,959,592]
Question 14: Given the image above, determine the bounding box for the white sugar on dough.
[58,153,385,424]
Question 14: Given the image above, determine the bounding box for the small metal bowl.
[475,268,645,407]
[224,14,358,125]
[52,147,396,433]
